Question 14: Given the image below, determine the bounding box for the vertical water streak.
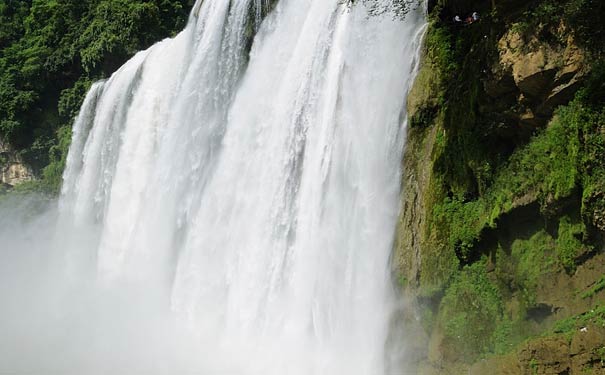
[67,0,259,283]
[54,0,427,373]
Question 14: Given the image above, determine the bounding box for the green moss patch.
[438,260,506,362]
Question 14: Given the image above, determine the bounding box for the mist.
[0,0,426,373]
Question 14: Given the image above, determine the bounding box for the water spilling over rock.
[0,0,426,373]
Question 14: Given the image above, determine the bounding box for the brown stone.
[516,68,558,98]
[570,325,605,356]
[469,354,523,375]
[487,27,588,139]
[518,336,571,374]
[538,79,583,116]
[0,137,34,187]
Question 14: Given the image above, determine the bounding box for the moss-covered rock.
[396,0,605,372]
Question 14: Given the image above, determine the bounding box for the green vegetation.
[411,6,508,291]
[405,0,605,368]
[507,231,555,306]
[418,3,605,285]
[0,0,191,193]
[555,216,589,272]
[596,346,605,365]
[438,260,506,362]
[427,108,603,356]
[551,305,605,338]
[513,0,605,56]
[436,220,593,360]
[582,277,605,300]
[427,66,605,359]
[529,358,539,375]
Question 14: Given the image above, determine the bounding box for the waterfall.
[0,0,426,373]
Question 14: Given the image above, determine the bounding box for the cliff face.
[396,0,605,373]
[0,137,33,189]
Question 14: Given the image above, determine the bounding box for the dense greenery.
[409,0,605,366]
[416,0,605,279]
[0,0,192,191]
[437,214,594,361]
[513,0,605,57]
[439,259,506,362]
[412,9,505,292]
[432,69,605,267]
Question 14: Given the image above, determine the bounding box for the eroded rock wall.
[395,0,605,372]
[0,138,34,188]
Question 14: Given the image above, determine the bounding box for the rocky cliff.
[0,137,33,189]
[396,0,605,373]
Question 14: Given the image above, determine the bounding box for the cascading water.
[0,0,426,373]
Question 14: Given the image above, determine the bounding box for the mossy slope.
[396,0,605,372]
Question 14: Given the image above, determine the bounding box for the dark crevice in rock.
[527,303,558,323]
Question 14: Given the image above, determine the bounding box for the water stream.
[0,0,426,373]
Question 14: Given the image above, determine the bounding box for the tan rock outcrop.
[484,28,588,134]
[498,30,586,98]
[0,138,34,187]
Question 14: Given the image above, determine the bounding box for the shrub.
[439,260,505,362]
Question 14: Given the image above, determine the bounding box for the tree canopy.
[0,0,191,172]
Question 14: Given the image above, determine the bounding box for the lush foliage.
[437,214,593,360]
[514,0,605,56]
[0,0,191,192]
[422,17,605,264]
[439,260,506,362]
[411,0,605,366]
[414,0,603,276]
[414,8,509,290]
